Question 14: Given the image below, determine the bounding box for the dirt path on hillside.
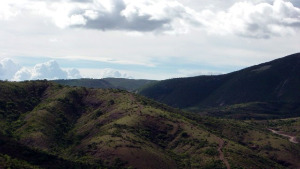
[217,138,230,169]
[268,129,299,144]
[129,94,144,113]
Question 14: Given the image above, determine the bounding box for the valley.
[268,129,298,144]
[1,0,299,167]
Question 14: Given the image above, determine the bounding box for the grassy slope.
[0,154,41,169]
[0,134,99,169]
[199,101,300,120]
[0,81,299,168]
[256,117,300,143]
[138,75,230,108]
[53,78,157,92]
[0,80,102,169]
[52,79,114,89]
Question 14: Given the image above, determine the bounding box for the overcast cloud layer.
[0,0,299,80]
[1,0,299,37]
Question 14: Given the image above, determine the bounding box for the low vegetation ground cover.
[0,80,299,169]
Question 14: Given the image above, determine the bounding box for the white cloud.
[0,0,200,34]
[7,0,300,37]
[0,58,21,80]
[0,59,82,81]
[13,67,31,81]
[99,68,132,78]
[30,60,68,80]
[79,68,133,79]
[177,69,223,77]
[0,0,299,38]
[70,14,87,26]
[67,68,82,79]
[200,0,300,38]
[0,0,20,20]
[0,1,299,81]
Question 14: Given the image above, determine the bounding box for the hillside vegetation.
[53,78,156,92]
[139,53,300,119]
[52,79,114,89]
[0,81,299,168]
[103,78,156,92]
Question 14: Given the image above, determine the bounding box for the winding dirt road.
[268,129,299,144]
[217,138,231,169]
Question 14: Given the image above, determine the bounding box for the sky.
[0,0,299,80]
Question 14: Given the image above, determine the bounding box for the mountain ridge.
[53,78,157,92]
[139,53,300,119]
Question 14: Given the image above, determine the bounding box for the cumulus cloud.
[13,67,32,81]
[0,58,82,81]
[0,59,133,81]
[177,69,223,77]
[0,58,21,80]
[17,60,82,80]
[29,60,69,80]
[200,0,300,38]
[0,0,199,34]
[67,68,82,79]
[99,68,132,78]
[56,0,200,34]
[52,0,300,37]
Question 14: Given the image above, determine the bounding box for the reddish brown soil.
[217,138,230,169]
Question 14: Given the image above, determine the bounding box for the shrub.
[181,132,189,138]
[204,147,219,156]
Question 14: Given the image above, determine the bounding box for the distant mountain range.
[53,78,156,92]
[139,53,300,119]
[0,80,299,169]
[51,53,300,120]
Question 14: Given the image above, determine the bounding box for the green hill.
[139,53,300,119]
[53,78,157,92]
[52,79,114,89]
[0,80,299,168]
[103,78,157,92]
